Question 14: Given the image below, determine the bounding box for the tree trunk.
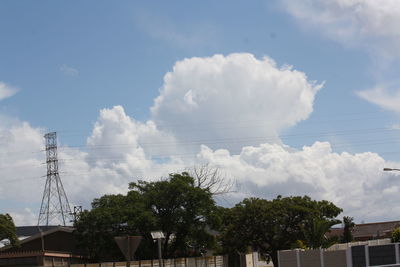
[163,234,171,258]
[271,251,279,267]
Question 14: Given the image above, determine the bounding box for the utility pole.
[38,132,72,226]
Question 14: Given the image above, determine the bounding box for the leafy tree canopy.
[392,227,400,243]
[341,216,355,243]
[302,218,339,249]
[0,213,18,247]
[74,172,221,261]
[129,172,220,258]
[219,196,342,267]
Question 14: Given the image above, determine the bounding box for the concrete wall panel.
[299,249,321,267]
[279,250,298,267]
[324,250,347,267]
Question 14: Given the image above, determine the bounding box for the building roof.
[0,226,74,252]
[328,227,344,237]
[353,220,400,239]
[328,220,400,240]
[15,225,59,238]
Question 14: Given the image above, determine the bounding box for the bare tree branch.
[189,164,236,195]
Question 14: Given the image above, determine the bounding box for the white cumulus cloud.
[55,106,186,208]
[2,53,399,225]
[3,105,399,225]
[0,118,46,225]
[151,53,323,151]
[0,108,186,225]
[198,142,397,221]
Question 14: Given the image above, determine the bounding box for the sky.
[2,0,400,225]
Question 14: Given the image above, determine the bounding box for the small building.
[329,220,400,241]
[0,226,87,267]
[353,220,400,241]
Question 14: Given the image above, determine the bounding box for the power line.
[54,110,392,134]
[53,127,400,149]
[4,147,400,185]
[1,127,400,160]
[0,111,399,157]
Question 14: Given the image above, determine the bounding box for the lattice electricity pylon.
[38,132,73,226]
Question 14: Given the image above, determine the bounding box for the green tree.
[341,216,355,243]
[391,227,400,243]
[74,193,155,261]
[0,213,18,247]
[74,172,220,261]
[302,218,340,249]
[74,194,132,261]
[219,196,342,267]
[129,172,220,258]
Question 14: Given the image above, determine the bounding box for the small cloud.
[357,84,400,113]
[390,124,400,130]
[60,64,79,76]
[281,0,400,57]
[134,10,218,49]
[0,81,18,101]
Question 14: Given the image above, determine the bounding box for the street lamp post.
[383,168,400,172]
[151,231,165,267]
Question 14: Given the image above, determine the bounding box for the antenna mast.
[38,132,72,226]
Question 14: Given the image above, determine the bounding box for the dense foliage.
[392,227,400,243]
[74,172,220,261]
[219,196,342,267]
[0,213,18,246]
[75,172,343,266]
[302,218,339,249]
[341,216,355,243]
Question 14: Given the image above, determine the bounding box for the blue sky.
[2,0,397,155]
[0,1,382,141]
[2,0,400,225]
